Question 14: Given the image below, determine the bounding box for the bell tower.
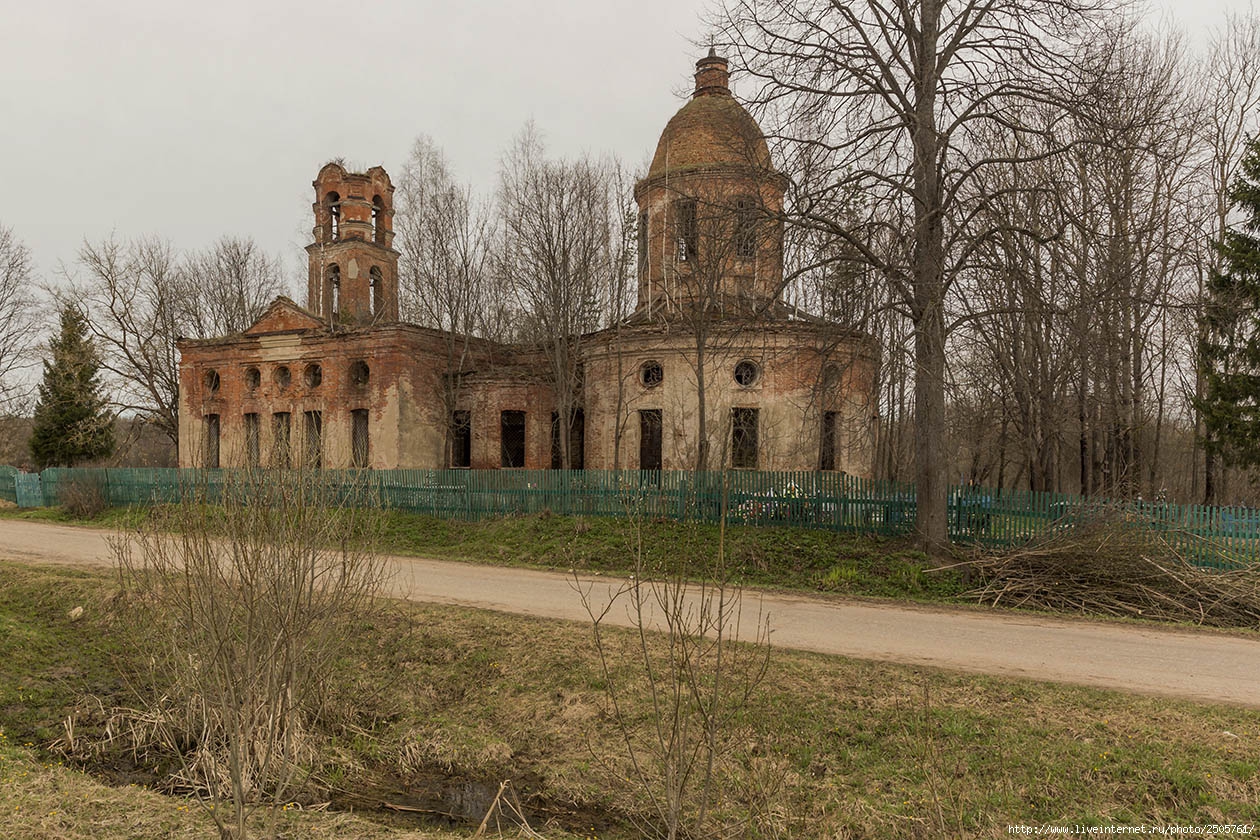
[305,162,399,326]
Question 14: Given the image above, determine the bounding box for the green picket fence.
[0,466,16,504]
[7,467,1259,570]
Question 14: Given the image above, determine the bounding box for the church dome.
[646,52,773,180]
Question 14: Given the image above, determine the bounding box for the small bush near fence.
[60,475,109,519]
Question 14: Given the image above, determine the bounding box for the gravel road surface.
[2,518,1257,707]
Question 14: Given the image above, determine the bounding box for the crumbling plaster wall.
[582,323,877,474]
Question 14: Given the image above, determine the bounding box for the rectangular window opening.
[244,413,259,468]
[731,407,758,470]
[501,410,526,468]
[639,409,662,471]
[304,410,322,469]
[204,414,220,469]
[820,411,838,471]
[351,409,370,469]
[637,211,649,279]
[271,412,291,469]
[736,197,757,259]
[451,410,472,469]
[674,199,697,262]
[550,409,585,470]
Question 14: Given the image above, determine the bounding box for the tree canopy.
[1199,133,1260,471]
[29,304,115,469]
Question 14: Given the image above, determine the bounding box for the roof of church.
[647,55,774,181]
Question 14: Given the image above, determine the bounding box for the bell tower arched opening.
[305,163,399,324]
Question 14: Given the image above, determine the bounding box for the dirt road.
[2,518,1258,708]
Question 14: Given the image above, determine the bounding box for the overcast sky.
[0,0,1249,292]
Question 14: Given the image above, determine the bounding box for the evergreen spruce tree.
[29,304,115,468]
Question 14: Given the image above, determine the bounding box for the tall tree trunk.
[911,1,949,555]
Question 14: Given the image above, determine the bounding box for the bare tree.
[498,124,619,469]
[599,161,642,469]
[395,135,498,465]
[716,0,1118,551]
[0,224,38,413]
[68,235,283,448]
[1072,28,1198,498]
[70,236,184,446]
[176,236,287,338]
[577,479,770,840]
[942,21,1201,500]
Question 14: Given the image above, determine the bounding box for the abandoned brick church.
[177,53,878,473]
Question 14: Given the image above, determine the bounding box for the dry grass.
[0,729,446,840]
[3,560,1260,838]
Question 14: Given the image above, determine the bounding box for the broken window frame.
[639,408,663,471]
[451,410,472,469]
[674,198,697,262]
[244,412,260,468]
[304,410,323,469]
[500,410,526,468]
[271,411,292,469]
[204,414,220,469]
[731,407,758,470]
[351,409,370,469]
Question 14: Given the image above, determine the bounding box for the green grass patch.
[0,504,144,530]
[376,509,963,601]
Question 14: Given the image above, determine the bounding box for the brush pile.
[965,512,1260,628]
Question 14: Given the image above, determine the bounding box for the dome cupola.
[646,50,774,181]
[633,52,785,318]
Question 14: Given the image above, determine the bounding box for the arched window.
[370,266,383,316]
[326,192,341,241]
[640,360,663,388]
[372,195,385,245]
[326,264,341,319]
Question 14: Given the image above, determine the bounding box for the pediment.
[244,297,325,335]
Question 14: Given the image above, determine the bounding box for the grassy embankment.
[0,503,964,602]
[1,560,1258,839]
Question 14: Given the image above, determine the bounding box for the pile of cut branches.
[963,513,1260,628]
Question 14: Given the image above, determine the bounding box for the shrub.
[60,475,108,519]
[111,469,388,840]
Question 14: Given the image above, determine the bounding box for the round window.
[640,360,663,388]
[734,360,761,387]
[203,369,220,394]
[274,366,292,389]
[304,363,322,388]
[245,367,260,390]
[349,360,370,386]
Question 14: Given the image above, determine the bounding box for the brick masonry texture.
[177,54,878,475]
